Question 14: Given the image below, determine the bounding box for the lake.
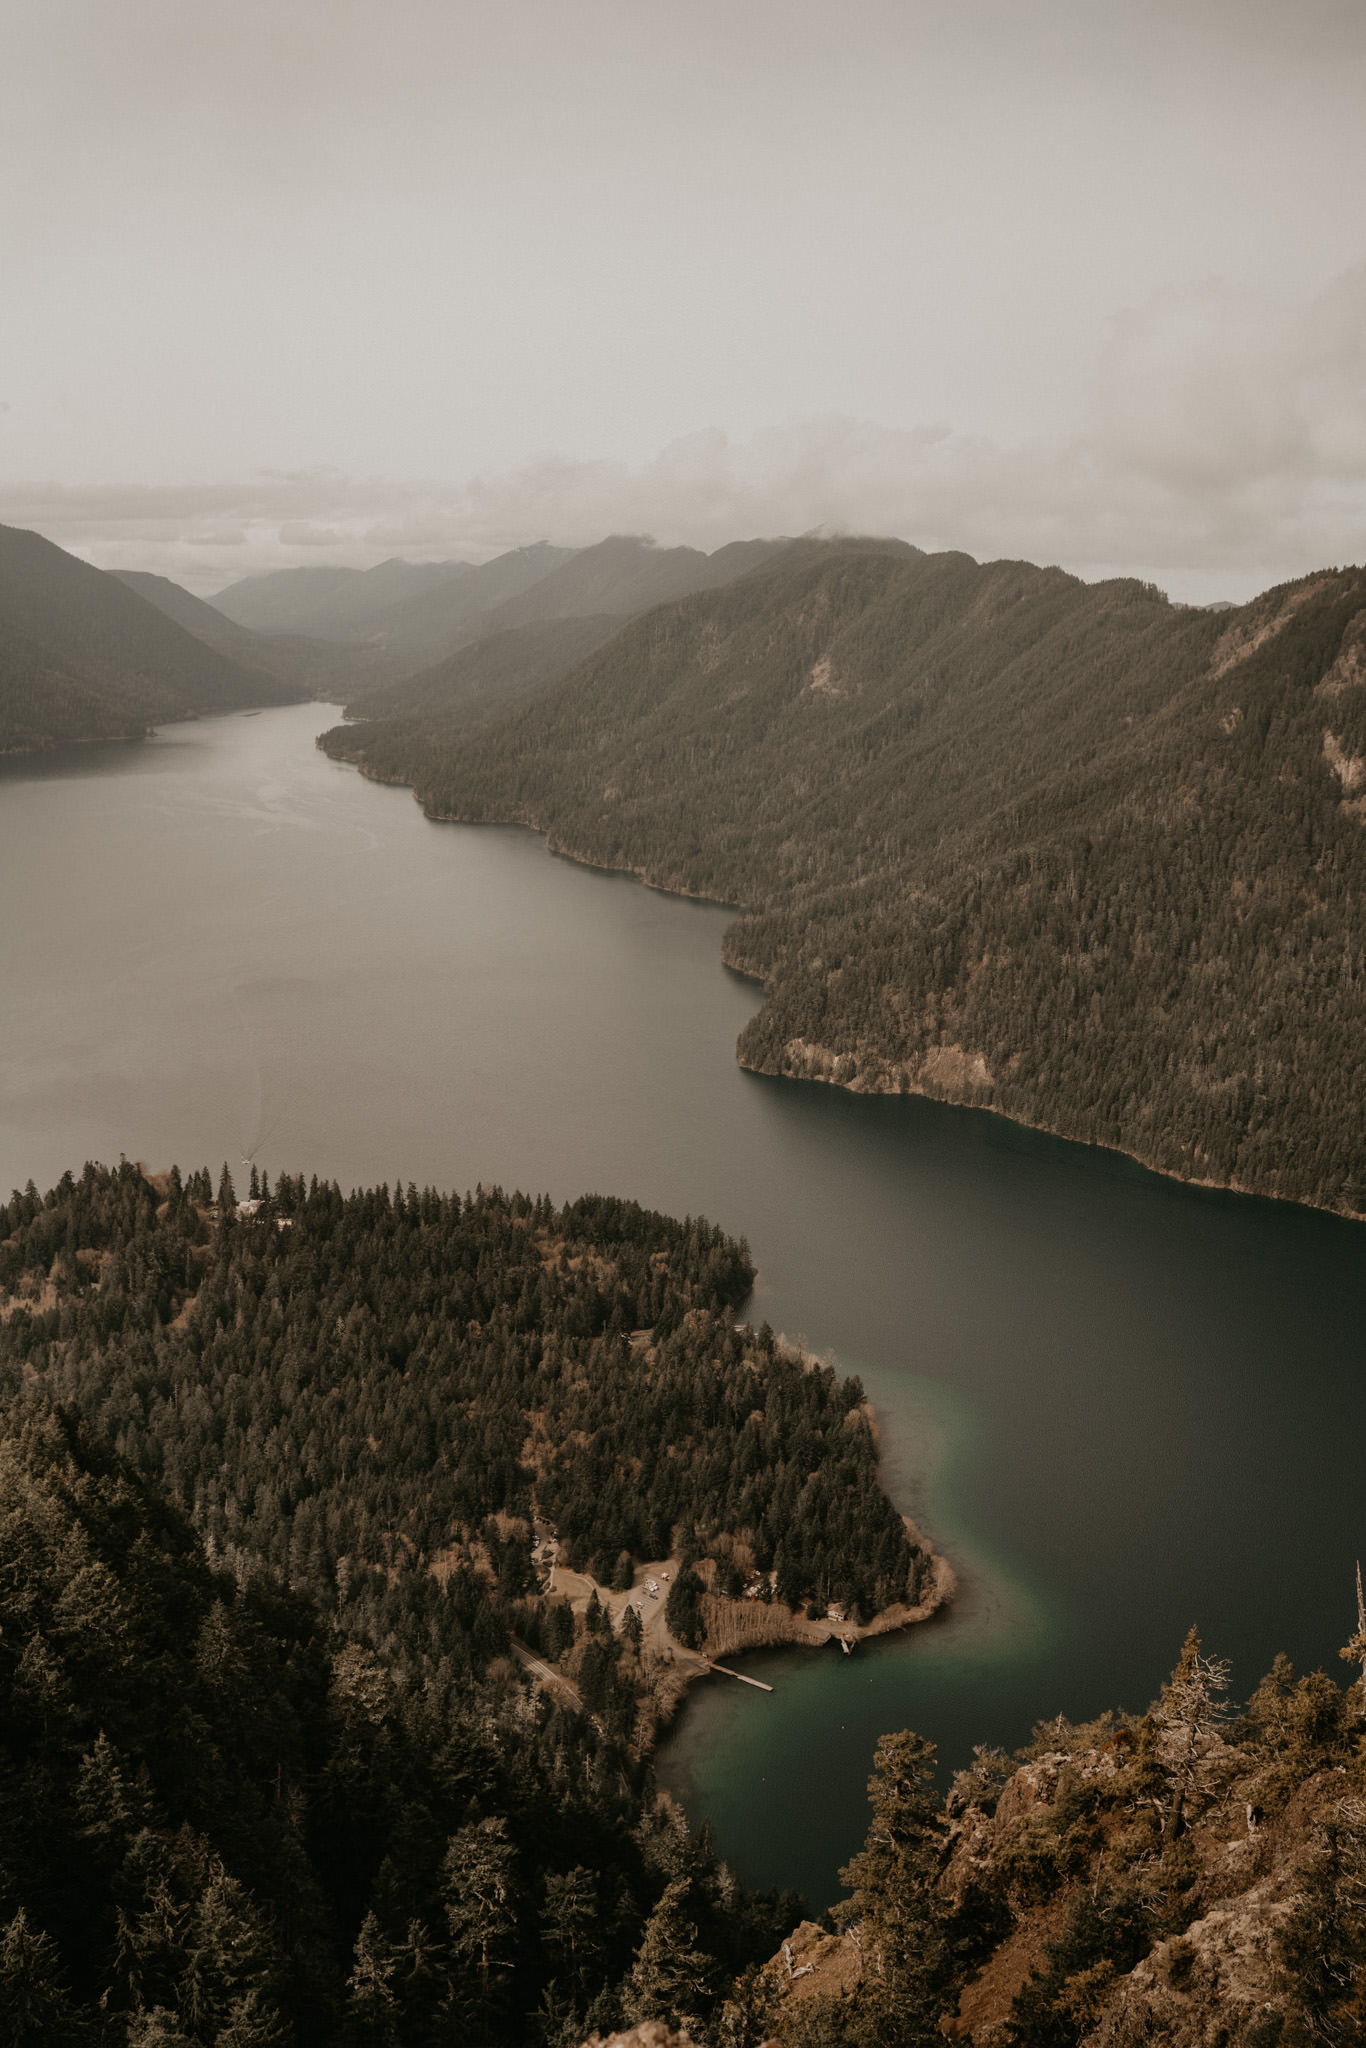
[3,702,1363,1908]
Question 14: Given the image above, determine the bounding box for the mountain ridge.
[0,523,306,751]
[114,567,407,696]
[322,538,1366,1218]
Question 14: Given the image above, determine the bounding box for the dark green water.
[3,705,1363,1907]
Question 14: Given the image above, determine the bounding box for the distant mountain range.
[207,543,575,658]
[1,528,796,751]
[0,525,305,752]
[205,535,792,670]
[323,539,1366,1218]
[112,569,402,699]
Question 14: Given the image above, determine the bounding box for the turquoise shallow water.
[3,704,1364,1907]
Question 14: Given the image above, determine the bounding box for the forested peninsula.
[322,541,1366,1219]
[0,1160,941,2044]
[2,1164,1364,2045]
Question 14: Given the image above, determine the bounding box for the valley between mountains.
[4,523,1366,2042]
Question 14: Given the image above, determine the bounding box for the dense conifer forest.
[323,541,1366,1218]
[0,1160,928,2044]
[1,1164,1361,2043]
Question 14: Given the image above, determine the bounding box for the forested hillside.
[0,1398,804,2047]
[0,525,304,751]
[323,541,1366,1216]
[1,1166,1359,2044]
[460,536,796,641]
[206,538,790,673]
[188,537,799,730]
[0,1163,924,1630]
[0,1161,874,2043]
[336,614,627,733]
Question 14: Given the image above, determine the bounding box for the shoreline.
[541,1524,958,1735]
[321,738,1364,1231]
[530,1317,958,1731]
[747,1039,1366,1227]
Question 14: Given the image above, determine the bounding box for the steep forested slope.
[2,1168,1360,2045]
[465,536,799,640]
[207,538,796,703]
[331,613,628,732]
[0,525,304,751]
[0,1401,798,2048]
[324,541,1366,1215]
[0,1163,836,2045]
[324,541,808,733]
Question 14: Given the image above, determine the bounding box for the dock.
[705,1661,774,1693]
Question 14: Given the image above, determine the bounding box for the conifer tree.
[625,1875,717,2037]
[0,1909,81,2046]
[540,1866,603,1998]
[837,1730,949,2044]
[441,1816,520,2040]
[1155,1626,1230,1834]
[714,1959,783,2047]
[341,1910,401,2048]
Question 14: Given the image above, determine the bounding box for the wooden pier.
[705,1661,774,1692]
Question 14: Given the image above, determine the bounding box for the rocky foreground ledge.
[583,1636,1366,2046]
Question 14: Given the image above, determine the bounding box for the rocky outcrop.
[583,2028,704,2048]
[937,1732,1362,2045]
[761,1661,1365,2047]
[762,1034,995,1101]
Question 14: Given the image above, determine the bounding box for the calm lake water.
[3,704,1364,1907]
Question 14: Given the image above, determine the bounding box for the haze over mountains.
[112,569,402,700]
[0,529,796,750]
[208,542,576,658]
[0,525,306,751]
[206,535,791,668]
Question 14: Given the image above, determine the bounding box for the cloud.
[3,267,1363,604]
[1091,269,1366,492]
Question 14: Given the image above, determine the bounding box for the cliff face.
[937,1737,1353,2045]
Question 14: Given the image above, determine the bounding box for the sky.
[2,0,1364,601]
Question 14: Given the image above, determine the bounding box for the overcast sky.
[2,0,1364,600]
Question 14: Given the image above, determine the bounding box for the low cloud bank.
[4,267,1363,605]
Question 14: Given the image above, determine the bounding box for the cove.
[3,703,1364,1910]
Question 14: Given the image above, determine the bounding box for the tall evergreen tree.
[837,1731,950,2045]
